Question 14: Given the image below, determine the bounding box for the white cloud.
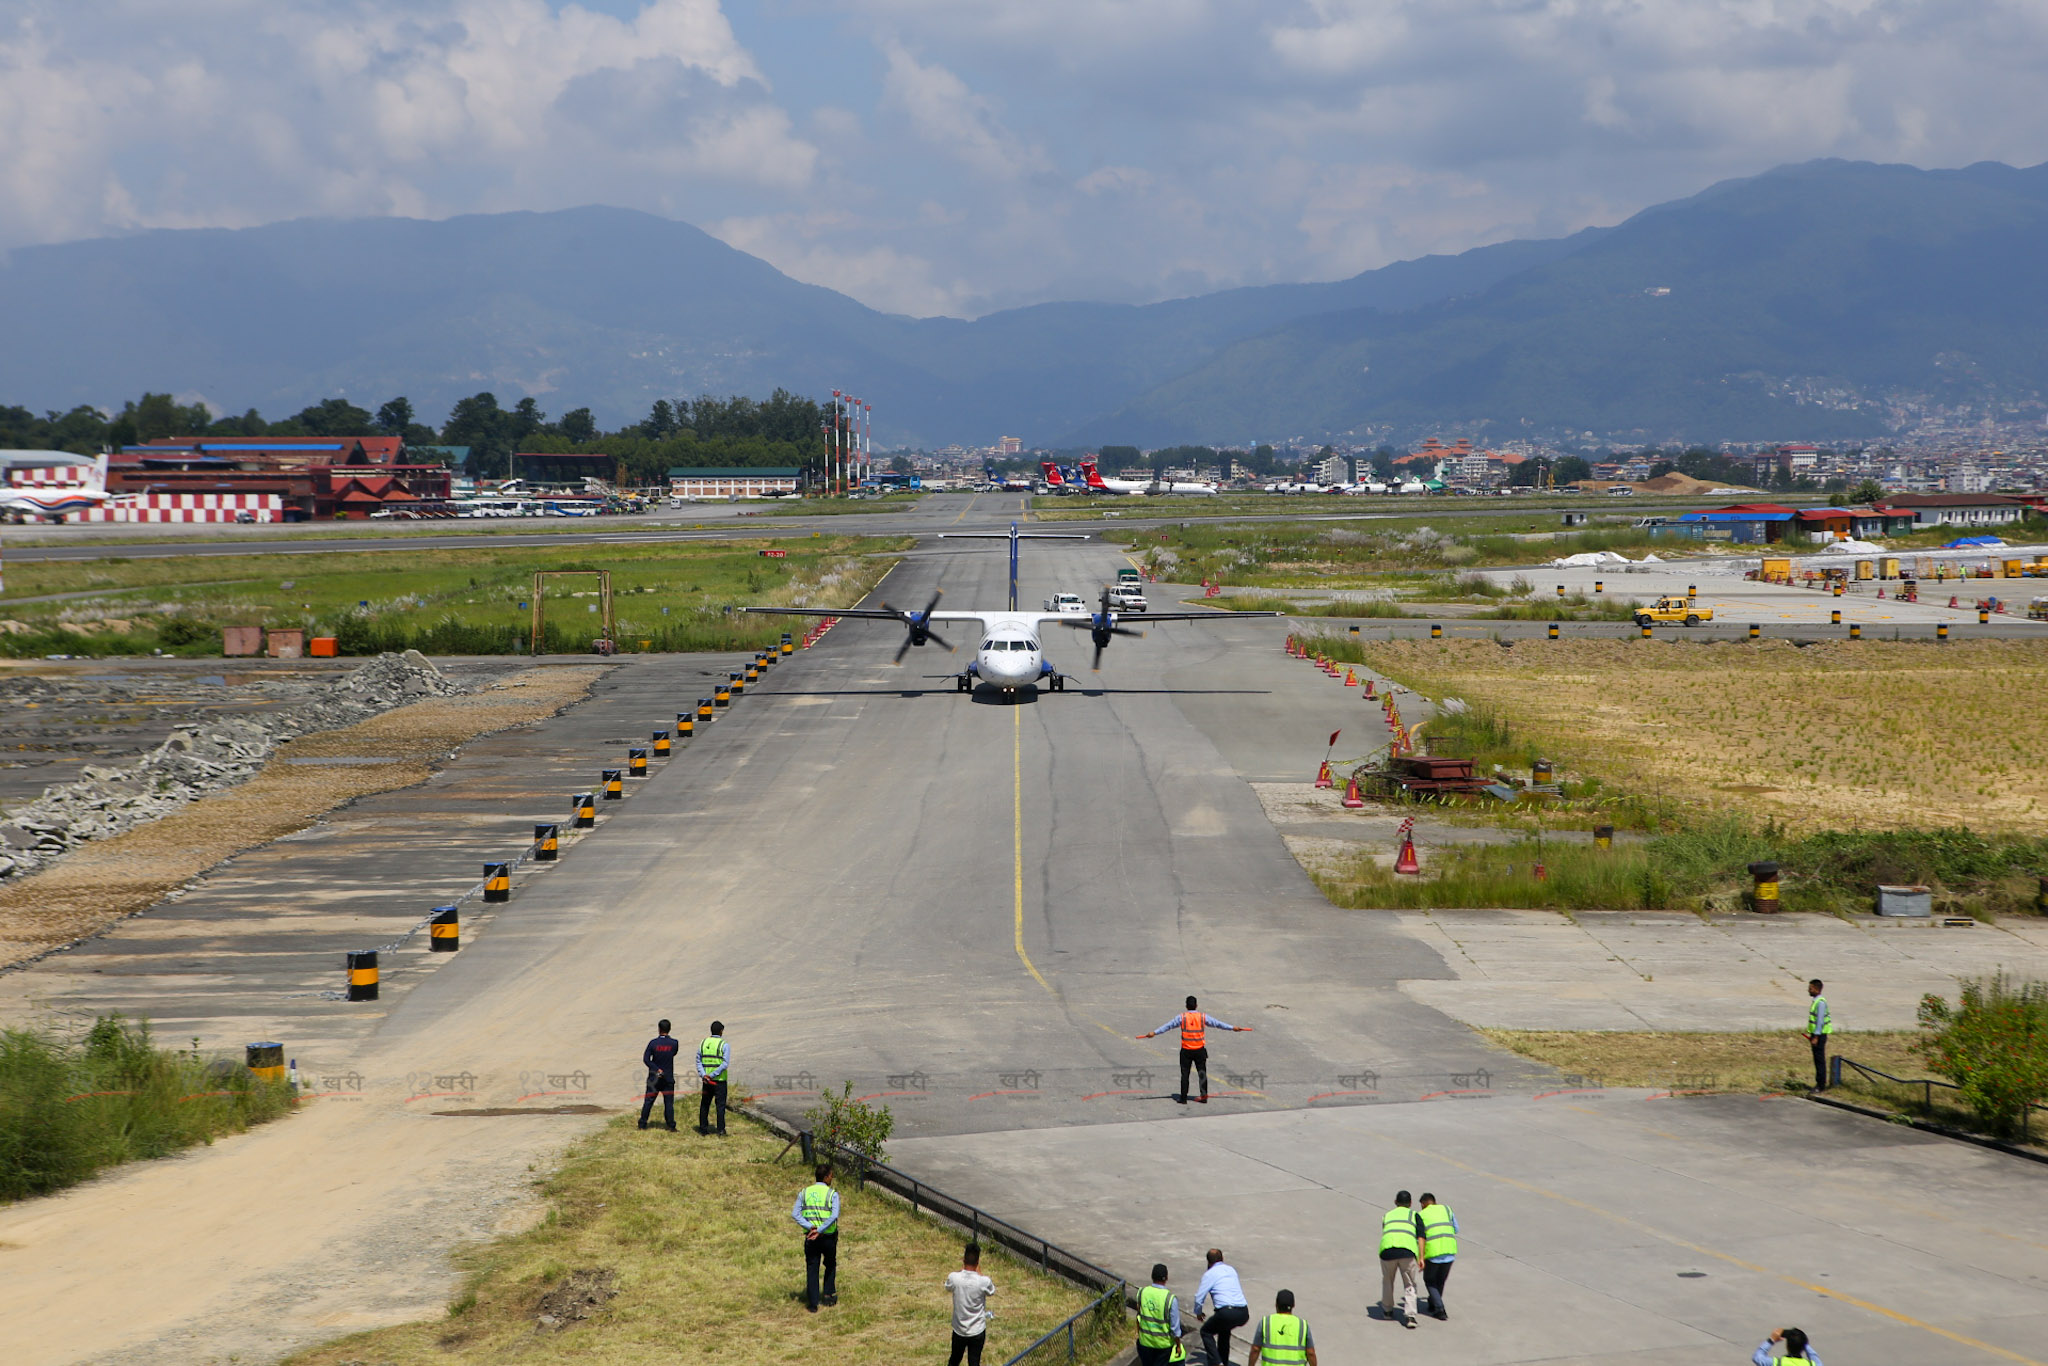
[5,0,2048,318]
[0,0,811,249]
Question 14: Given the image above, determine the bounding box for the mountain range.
[3,158,2044,448]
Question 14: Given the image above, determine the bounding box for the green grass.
[1472,594,1638,621]
[286,1113,1120,1366]
[1315,817,2048,914]
[1483,1029,1925,1094]
[0,1015,293,1201]
[0,536,909,657]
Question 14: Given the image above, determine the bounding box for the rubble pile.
[0,651,462,881]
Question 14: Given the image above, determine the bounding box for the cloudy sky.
[4,0,2045,317]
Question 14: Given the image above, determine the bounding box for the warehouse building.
[667,466,801,499]
[1875,493,2031,528]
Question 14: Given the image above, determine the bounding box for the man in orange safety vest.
[1137,995,1252,1105]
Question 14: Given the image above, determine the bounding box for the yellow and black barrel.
[1979,608,1990,624]
[534,822,559,862]
[346,950,379,1001]
[1830,609,1841,624]
[714,683,731,708]
[603,768,624,800]
[629,746,649,778]
[1348,624,1361,636]
[1748,623,1761,640]
[573,791,596,828]
[1593,579,1604,594]
[698,696,715,720]
[1747,860,1780,914]
[1687,584,1697,600]
[1593,824,1614,850]
[1547,623,1560,640]
[756,649,773,671]
[1937,623,1949,641]
[1849,623,1862,640]
[729,669,746,696]
[1556,584,1565,597]
[1640,623,1652,638]
[1533,758,1554,785]
[1430,623,1443,639]
[781,632,795,656]
[430,904,459,951]
[743,661,759,685]
[676,711,696,739]
[245,1041,285,1082]
[484,862,511,903]
[653,729,671,759]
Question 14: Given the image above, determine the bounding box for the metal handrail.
[1835,1057,2044,1139]
[738,1104,1130,1341]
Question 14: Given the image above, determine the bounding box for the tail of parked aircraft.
[1081,461,1108,491]
[1039,461,1065,487]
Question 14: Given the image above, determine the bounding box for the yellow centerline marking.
[951,492,977,525]
[1375,1132,2045,1365]
[1013,707,1052,993]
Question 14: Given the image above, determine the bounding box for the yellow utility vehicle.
[1634,595,1712,627]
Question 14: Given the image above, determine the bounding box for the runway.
[3,524,2044,1364]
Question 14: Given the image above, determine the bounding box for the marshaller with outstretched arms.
[744,523,1277,693]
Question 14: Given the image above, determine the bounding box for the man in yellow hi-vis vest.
[1418,1192,1458,1320]
[1246,1289,1316,1366]
[1806,980,1834,1091]
[792,1163,839,1312]
[1136,1263,1184,1366]
[1378,1190,1423,1328]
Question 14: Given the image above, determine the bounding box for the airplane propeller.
[1056,583,1144,669]
[884,590,952,663]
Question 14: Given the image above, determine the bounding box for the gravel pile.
[0,651,462,881]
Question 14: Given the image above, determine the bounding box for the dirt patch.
[533,1268,617,1332]
[0,666,603,968]
[1481,1028,1925,1092]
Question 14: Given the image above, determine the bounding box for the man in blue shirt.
[638,1018,679,1131]
[1137,996,1252,1105]
[1193,1247,1251,1366]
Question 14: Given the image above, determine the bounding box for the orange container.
[309,636,338,658]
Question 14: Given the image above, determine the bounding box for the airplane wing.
[1105,610,1282,622]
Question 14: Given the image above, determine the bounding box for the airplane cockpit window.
[981,640,994,650]
[1026,640,1039,650]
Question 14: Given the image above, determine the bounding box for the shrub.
[0,1015,292,1200]
[802,1081,894,1180]
[1916,974,2048,1140]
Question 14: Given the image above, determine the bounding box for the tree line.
[1,389,832,485]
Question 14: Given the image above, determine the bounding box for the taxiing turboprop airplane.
[0,455,115,521]
[745,523,1275,692]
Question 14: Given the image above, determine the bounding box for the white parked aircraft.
[746,523,1275,693]
[1078,459,1217,496]
[0,455,116,521]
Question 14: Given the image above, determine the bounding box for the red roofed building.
[115,436,452,519]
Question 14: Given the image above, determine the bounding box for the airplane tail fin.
[1082,461,1107,490]
[1039,461,1063,486]
[90,452,109,492]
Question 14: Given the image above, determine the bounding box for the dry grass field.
[1362,638,2048,834]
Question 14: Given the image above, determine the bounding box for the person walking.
[1245,1289,1316,1366]
[945,1242,996,1366]
[1193,1248,1252,1366]
[1806,980,1834,1091]
[1378,1190,1423,1328]
[696,1020,729,1135]
[638,1018,680,1131]
[1754,1327,1822,1364]
[1137,996,1252,1105]
[1136,1264,1183,1366]
[792,1162,839,1312]
[1417,1192,1458,1320]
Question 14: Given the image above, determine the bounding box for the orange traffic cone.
[1341,775,1365,809]
[1363,679,1376,698]
[1314,760,1334,789]
[1394,837,1421,874]
[1344,668,1358,686]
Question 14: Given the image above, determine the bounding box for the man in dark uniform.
[639,1018,680,1131]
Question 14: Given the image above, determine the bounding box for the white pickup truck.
[1044,592,1088,614]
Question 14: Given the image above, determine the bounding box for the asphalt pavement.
[3,509,2045,1364]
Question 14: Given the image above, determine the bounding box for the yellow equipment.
[1634,595,1713,627]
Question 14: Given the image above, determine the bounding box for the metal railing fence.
[1834,1056,2044,1142]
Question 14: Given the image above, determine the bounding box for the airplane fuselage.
[969,616,1051,690]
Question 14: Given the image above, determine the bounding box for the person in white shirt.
[1194,1248,1252,1366]
[945,1242,997,1366]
